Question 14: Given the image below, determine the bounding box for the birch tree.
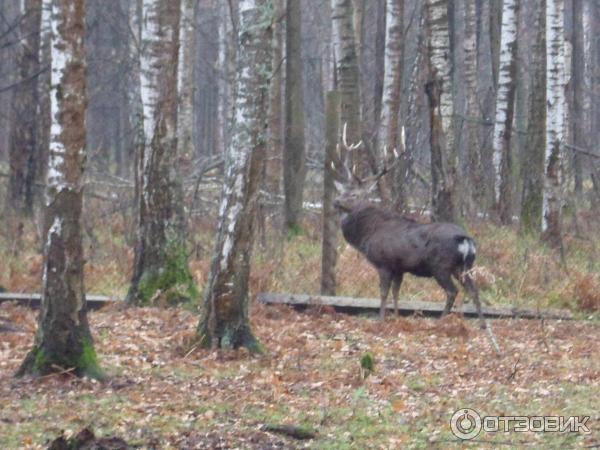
[36,0,52,181]
[17,0,101,378]
[127,0,144,208]
[378,0,404,206]
[543,0,566,247]
[463,0,482,210]
[266,0,283,194]
[332,0,362,169]
[7,0,42,216]
[283,0,307,233]
[127,0,196,305]
[197,0,272,352]
[492,0,519,224]
[425,0,457,222]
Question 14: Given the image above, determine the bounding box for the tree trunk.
[0,1,19,163]
[332,0,363,171]
[489,0,502,90]
[177,0,196,160]
[17,0,101,379]
[197,0,272,352]
[520,0,546,235]
[194,0,220,158]
[492,0,519,224]
[379,0,404,206]
[570,0,585,197]
[36,0,52,187]
[128,0,144,217]
[542,0,565,248]
[321,91,340,296]
[463,0,483,212]
[283,0,307,233]
[266,0,283,195]
[7,0,42,216]
[127,0,196,306]
[425,0,457,223]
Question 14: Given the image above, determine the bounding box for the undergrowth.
[0,205,599,315]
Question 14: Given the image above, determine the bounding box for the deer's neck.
[341,205,404,250]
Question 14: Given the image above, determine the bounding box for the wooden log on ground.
[0,292,119,310]
[257,293,573,320]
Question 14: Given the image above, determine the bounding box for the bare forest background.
[0,0,599,448]
[0,0,599,313]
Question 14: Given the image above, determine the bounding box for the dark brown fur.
[337,202,484,326]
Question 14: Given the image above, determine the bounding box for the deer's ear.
[333,180,344,193]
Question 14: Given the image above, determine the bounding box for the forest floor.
[0,301,598,449]
[1,212,599,448]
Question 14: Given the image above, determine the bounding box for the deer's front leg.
[392,274,403,316]
[378,269,392,321]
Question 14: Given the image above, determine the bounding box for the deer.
[331,125,486,328]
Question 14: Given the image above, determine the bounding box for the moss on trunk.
[17,339,103,380]
[129,242,198,306]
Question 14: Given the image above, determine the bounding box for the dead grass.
[1,209,600,317]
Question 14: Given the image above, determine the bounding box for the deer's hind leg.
[378,269,392,321]
[434,272,458,317]
[455,271,486,329]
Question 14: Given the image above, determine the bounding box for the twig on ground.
[485,320,502,356]
[507,355,521,381]
[38,366,77,380]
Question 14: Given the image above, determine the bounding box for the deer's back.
[342,207,474,276]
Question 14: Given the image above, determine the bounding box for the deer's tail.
[456,236,476,273]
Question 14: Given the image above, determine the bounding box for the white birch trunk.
[492,0,518,201]
[217,0,263,271]
[198,0,272,351]
[140,0,160,144]
[378,0,402,150]
[46,0,71,194]
[427,0,454,153]
[217,0,228,155]
[18,0,100,378]
[463,0,481,204]
[543,0,566,241]
[582,1,593,134]
[127,0,191,305]
[330,0,341,88]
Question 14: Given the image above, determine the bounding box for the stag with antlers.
[330,125,486,327]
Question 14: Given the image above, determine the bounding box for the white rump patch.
[457,239,474,261]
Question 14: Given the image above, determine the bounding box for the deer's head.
[331,123,400,214]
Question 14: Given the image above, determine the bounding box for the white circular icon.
[450,408,482,440]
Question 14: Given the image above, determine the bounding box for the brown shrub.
[574,274,600,312]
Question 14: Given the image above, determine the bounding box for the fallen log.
[257,293,573,320]
[0,292,119,310]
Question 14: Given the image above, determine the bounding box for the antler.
[330,122,363,183]
[361,127,405,186]
[342,122,362,151]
